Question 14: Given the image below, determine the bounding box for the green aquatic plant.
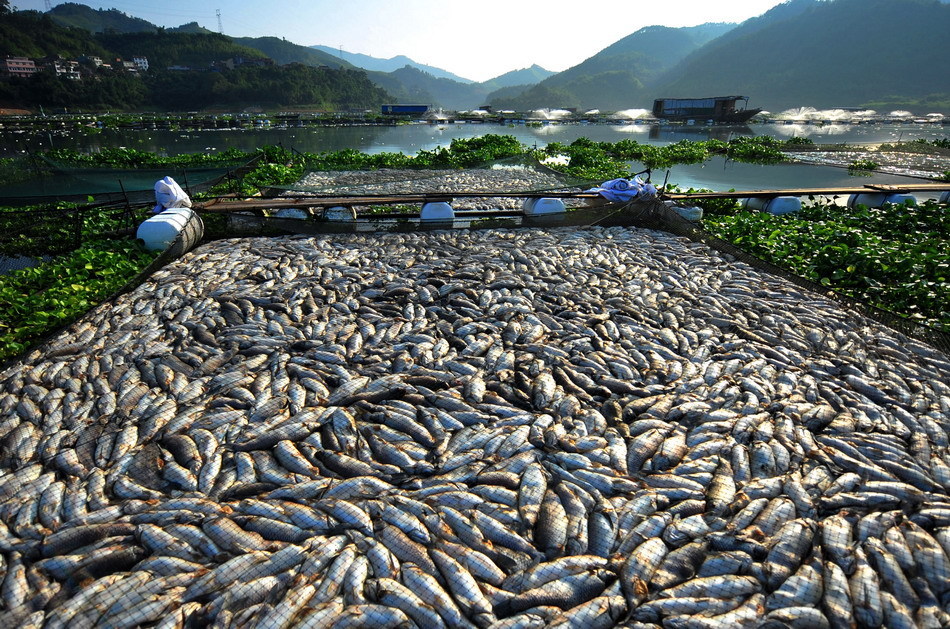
[702,200,950,329]
[783,136,815,146]
[848,159,879,176]
[0,239,158,361]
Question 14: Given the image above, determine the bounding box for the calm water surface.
[3,122,946,196]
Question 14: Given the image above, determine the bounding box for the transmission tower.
[45,0,53,10]
[216,9,223,33]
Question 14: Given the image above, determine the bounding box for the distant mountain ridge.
[652,0,950,111]
[45,2,156,33]
[22,0,949,112]
[491,0,950,112]
[490,22,736,111]
[36,2,553,109]
[481,65,556,91]
[234,38,352,69]
[311,45,475,83]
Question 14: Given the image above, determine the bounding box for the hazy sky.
[16,0,788,81]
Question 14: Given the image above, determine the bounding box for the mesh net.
[266,155,598,197]
[1,195,949,628]
[0,155,259,206]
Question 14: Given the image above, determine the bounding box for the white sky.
[15,0,788,82]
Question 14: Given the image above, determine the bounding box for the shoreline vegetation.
[1,134,948,362]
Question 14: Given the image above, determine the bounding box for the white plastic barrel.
[524,198,566,216]
[741,196,802,215]
[324,206,356,222]
[137,207,203,256]
[420,202,455,221]
[671,206,703,221]
[883,193,916,206]
[275,208,309,220]
[847,193,886,209]
[848,193,917,208]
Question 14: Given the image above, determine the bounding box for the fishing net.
[266,155,598,197]
[0,155,258,205]
[2,178,950,627]
[643,200,950,356]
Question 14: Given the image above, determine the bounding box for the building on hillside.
[132,56,149,72]
[2,56,37,78]
[35,55,82,80]
[51,59,81,80]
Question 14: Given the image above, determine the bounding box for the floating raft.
[195,191,605,213]
[193,182,949,213]
[663,182,950,200]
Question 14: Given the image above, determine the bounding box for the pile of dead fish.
[2,226,950,628]
[289,167,579,210]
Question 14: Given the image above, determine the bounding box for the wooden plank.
[663,182,949,200]
[194,182,947,212]
[863,183,950,192]
[195,191,603,213]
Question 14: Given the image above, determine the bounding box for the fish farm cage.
[0,164,949,629]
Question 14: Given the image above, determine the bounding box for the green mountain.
[19,1,554,110]
[309,47,558,108]
[311,45,474,83]
[0,10,111,59]
[46,2,156,33]
[366,66,486,110]
[480,65,556,92]
[655,0,950,111]
[234,37,353,69]
[95,31,269,69]
[42,4,349,69]
[0,10,390,111]
[169,22,214,35]
[491,23,735,110]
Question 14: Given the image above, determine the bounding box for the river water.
[2,121,947,196]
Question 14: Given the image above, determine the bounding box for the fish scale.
[0,226,949,627]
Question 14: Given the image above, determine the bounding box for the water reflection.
[4,122,947,158]
[656,155,933,196]
[648,125,751,142]
[2,122,945,199]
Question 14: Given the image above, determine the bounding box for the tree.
[1,1,11,15]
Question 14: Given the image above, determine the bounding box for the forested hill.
[95,31,270,69]
[311,45,475,83]
[0,10,390,111]
[232,38,354,70]
[44,2,156,33]
[43,3,357,71]
[490,23,735,111]
[0,10,111,59]
[654,0,950,111]
[489,0,950,112]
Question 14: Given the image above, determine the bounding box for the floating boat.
[652,96,762,123]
